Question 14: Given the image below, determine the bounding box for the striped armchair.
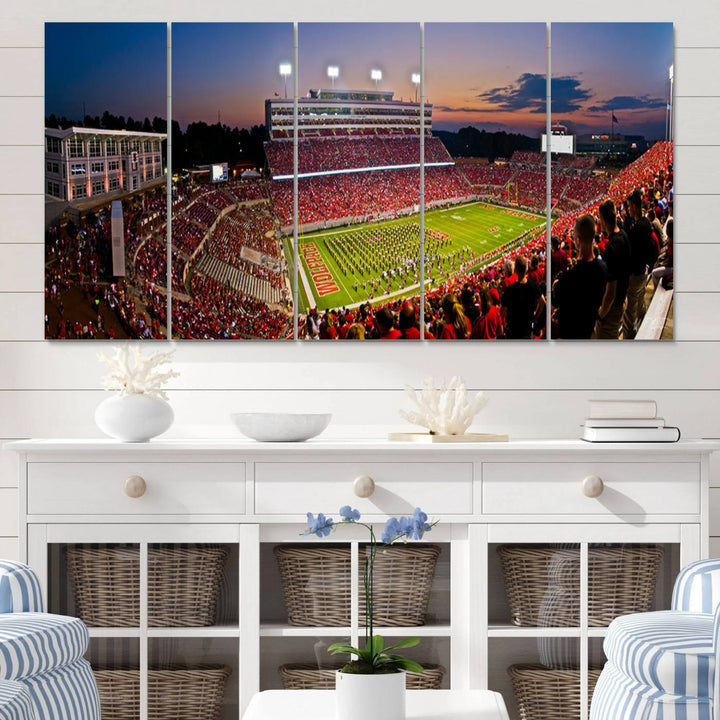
[0,560,100,720]
[590,558,720,720]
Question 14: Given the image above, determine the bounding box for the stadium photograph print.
[172,22,295,339]
[295,23,424,340]
[424,23,548,340]
[44,22,168,340]
[548,22,674,341]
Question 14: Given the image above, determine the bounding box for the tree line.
[434,126,540,160]
[45,112,266,173]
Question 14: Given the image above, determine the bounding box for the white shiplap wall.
[1,0,719,561]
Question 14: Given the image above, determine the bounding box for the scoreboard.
[541,133,575,155]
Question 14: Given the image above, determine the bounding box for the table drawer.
[27,462,246,514]
[482,462,699,516]
[255,462,472,515]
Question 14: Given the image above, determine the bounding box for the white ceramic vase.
[95,393,174,443]
[335,670,405,720]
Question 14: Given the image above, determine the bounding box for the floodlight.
[371,69,382,81]
[279,63,292,98]
[327,65,339,89]
[412,73,420,84]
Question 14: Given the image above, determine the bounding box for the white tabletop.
[243,690,510,720]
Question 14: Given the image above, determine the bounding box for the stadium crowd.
[171,274,291,339]
[45,204,168,340]
[265,135,453,176]
[300,141,673,341]
[549,141,673,339]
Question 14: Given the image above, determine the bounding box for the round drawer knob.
[582,475,604,498]
[124,475,147,499]
[353,475,375,498]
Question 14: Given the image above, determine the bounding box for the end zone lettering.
[303,243,340,296]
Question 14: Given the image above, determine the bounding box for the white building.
[265,88,432,139]
[45,127,166,204]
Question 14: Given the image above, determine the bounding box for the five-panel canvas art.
[44,22,674,341]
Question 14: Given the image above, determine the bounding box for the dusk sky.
[47,22,673,142]
[173,23,293,131]
[425,23,546,136]
[552,23,673,140]
[299,23,420,101]
[45,23,166,123]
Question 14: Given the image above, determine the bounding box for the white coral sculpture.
[98,346,179,401]
[399,376,488,436]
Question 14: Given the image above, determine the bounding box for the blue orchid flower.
[410,507,431,540]
[306,512,334,537]
[381,516,401,544]
[339,505,361,522]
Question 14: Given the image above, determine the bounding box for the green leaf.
[389,657,425,673]
[328,643,360,656]
[368,635,384,656]
[383,637,420,652]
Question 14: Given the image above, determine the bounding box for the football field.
[288,201,544,311]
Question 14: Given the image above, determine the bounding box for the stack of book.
[582,400,681,442]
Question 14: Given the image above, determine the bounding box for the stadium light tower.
[279,63,292,99]
[412,73,421,102]
[371,68,382,90]
[327,65,339,89]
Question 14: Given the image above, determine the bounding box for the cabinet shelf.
[260,624,352,637]
[258,623,452,637]
[487,625,611,638]
[88,627,141,638]
[148,625,241,638]
[87,625,242,638]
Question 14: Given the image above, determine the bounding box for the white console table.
[8,438,719,720]
[242,689,510,720]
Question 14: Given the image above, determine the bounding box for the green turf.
[292,201,544,311]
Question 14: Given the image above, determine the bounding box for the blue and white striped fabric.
[0,680,35,720]
[0,613,88,681]
[672,558,720,613]
[0,563,43,615]
[590,660,713,720]
[602,610,714,696]
[22,659,100,720]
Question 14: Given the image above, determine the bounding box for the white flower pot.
[95,394,174,443]
[335,670,405,720]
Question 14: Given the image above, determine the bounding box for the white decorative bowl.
[231,412,332,442]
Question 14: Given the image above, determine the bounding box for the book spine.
[588,401,657,419]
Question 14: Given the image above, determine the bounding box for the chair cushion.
[591,660,713,720]
[604,610,714,697]
[0,613,89,681]
[0,680,36,720]
[0,562,43,614]
[22,659,101,720]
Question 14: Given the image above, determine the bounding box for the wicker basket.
[67,544,229,627]
[94,665,231,720]
[279,663,446,689]
[508,664,601,720]
[274,544,441,626]
[497,544,664,627]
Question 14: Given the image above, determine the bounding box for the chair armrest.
[672,558,720,613]
[0,560,44,613]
